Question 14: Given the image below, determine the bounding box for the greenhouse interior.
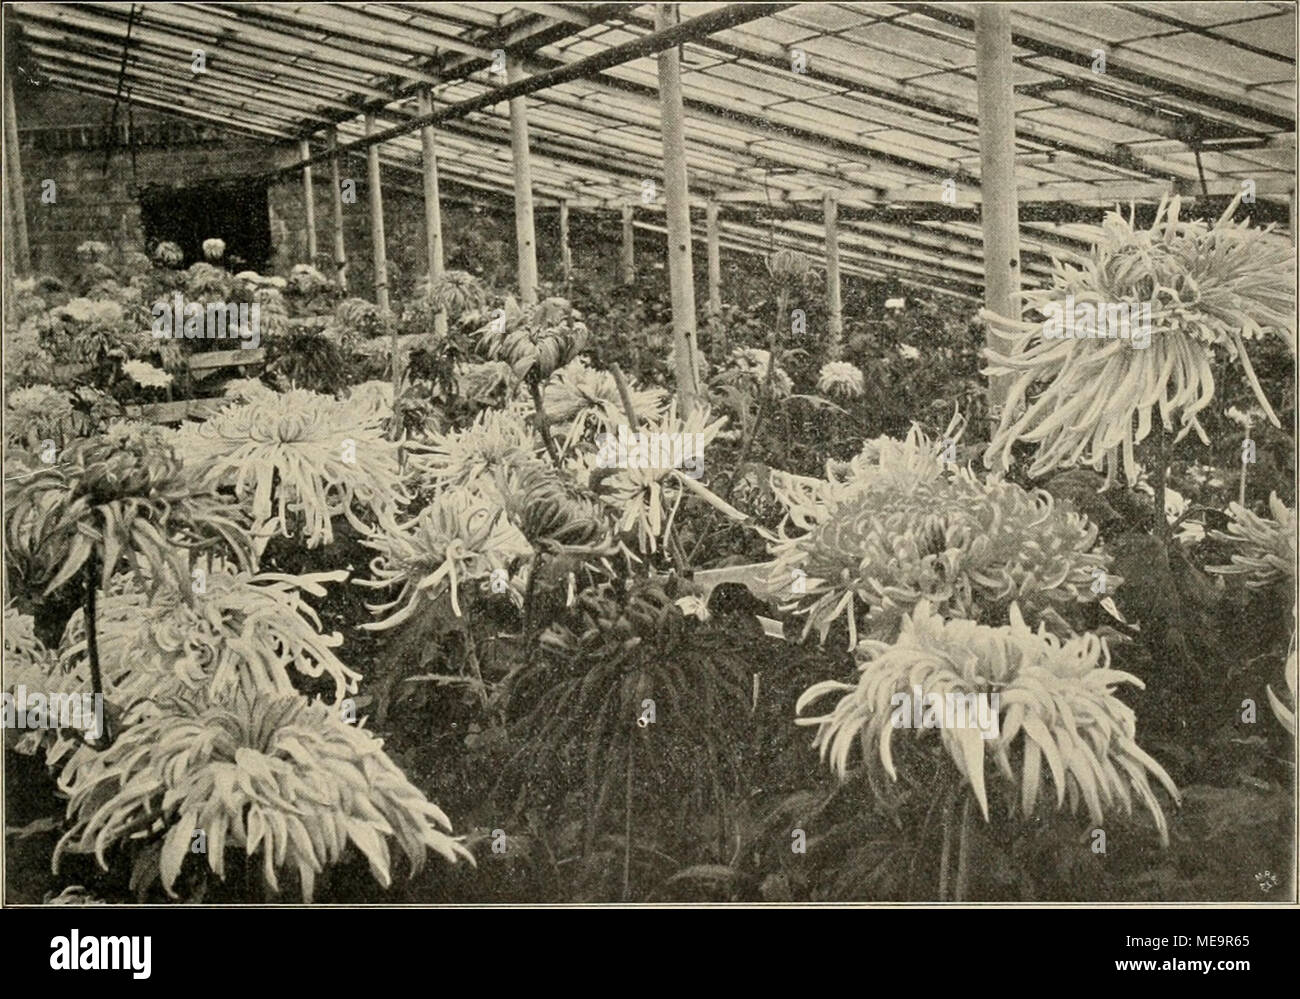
[1,1,1297,906]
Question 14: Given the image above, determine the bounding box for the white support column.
[974,6,1021,408]
[824,191,843,358]
[507,57,539,305]
[299,138,318,264]
[706,200,721,314]
[3,153,16,329]
[418,86,447,336]
[364,111,389,312]
[656,2,701,414]
[328,125,348,293]
[4,70,31,275]
[559,199,572,283]
[621,204,636,285]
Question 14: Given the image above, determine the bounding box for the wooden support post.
[3,156,16,330]
[327,126,348,293]
[418,86,447,336]
[656,2,701,414]
[364,111,389,312]
[974,6,1020,408]
[705,201,722,314]
[559,199,573,284]
[1290,187,1296,245]
[299,138,318,264]
[507,57,539,305]
[621,204,636,285]
[4,70,32,275]
[824,191,843,358]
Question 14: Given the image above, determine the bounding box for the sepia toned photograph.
[0,1,1296,919]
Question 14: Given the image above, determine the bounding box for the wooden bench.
[123,398,233,423]
[185,347,267,381]
[49,314,332,424]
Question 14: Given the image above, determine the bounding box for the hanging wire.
[1193,143,1211,198]
[127,92,137,187]
[102,2,139,176]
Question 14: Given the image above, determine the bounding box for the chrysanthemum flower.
[57,297,123,327]
[119,251,153,278]
[454,360,517,405]
[581,400,733,554]
[222,378,276,405]
[1207,492,1296,591]
[344,380,395,422]
[984,194,1295,487]
[75,240,111,263]
[726,347,793,399]
[254,286,290,339]
[479,296,587,381]
[768,423,1110,645]
[4,424,255,596]
[183,261,232,300]
[768,248,814,284]
[1158,485,1205,545]
[358,486,532,628]
[175,389,405,548]
[57,563,360,707]
[152,242,184,268]
[769,423,953,534]
[796,600,1181,841]
[331,297,386,342]
[55,689,472,902]
[488,456,611,552]
[816,360,866,399]
[121,360,174,389]
[288,263,331,297]
[541,357,667,434]
[426,270,487,321]
[404,407,537,494]
[4,322,54,387]
[202,238,226,261]
[3,604,63,756]
[5,384,75,448]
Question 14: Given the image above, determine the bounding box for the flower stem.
[1239,441,1249,508]
[623,735,635,901]
[84,556,103,696]
[954,796,973,902]
[463,627,490,710]
[388,312,403,443]
[609,363,641,431]
[718,288,787,512]
[528,379,563,468]
[83,553,112,750]
[522,550,544,658]
[938,787,955,901]
[1152,420,1169,544]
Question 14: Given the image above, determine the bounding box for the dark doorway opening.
[138,179,272,271]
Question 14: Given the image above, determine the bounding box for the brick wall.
[13,82,675,303]
[13,84,279,277]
